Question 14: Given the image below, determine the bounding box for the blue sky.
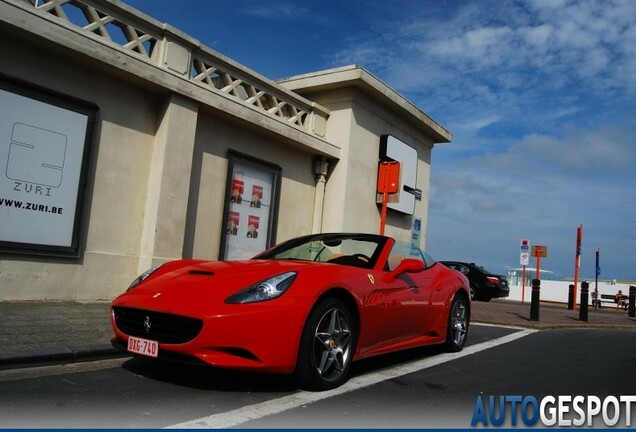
[127,0,636,280]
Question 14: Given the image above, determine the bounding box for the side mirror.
[383,258,425,282]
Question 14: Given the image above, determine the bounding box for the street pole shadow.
[509,311,531,322]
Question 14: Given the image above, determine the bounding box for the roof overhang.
[278,65,452,144]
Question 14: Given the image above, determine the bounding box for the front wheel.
[294,298,357,391]
[444,294,469,352]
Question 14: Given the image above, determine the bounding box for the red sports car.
[111,233,470,390]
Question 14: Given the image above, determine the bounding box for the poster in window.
[226,211,239,236]
[230,174,244,204]
[0,80,94,257]
[247,215,259,239]
[250,185,263,208]
[221,154,280,260]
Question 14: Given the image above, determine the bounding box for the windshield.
[387,240,437,271]
[254,233,388,269]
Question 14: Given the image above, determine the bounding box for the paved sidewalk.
[0,299,634,370]
[471,299,636,329]
[0,301,118,369]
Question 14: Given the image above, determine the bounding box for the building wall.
[187,114,316,261]
[506,280,632,305]
[1,32,159,300]
[296,87,435,245]
[0,27,318,300]
[0,0,450,301]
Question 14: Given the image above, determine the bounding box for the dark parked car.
[439,261,509,302]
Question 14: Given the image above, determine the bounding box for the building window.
[220,151,281,260]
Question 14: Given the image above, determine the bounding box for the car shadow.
[121,356,297,393]
[119,345,446,393]
[349,344,445,379]
[119,326,499,392]
[117,328,500,393]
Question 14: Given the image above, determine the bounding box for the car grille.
[112,306,203,344]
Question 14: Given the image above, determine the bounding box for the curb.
[0,344,128,370]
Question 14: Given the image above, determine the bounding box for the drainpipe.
[311,156,329,234]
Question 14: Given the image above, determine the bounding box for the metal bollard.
[579,281,589,322]
[629,286,635,318]
[567,284,575,310]
[530,279,541,321]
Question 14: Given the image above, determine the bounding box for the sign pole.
[522,265,527,304]
[572,225,582,311]
[520,239,530,304]
[595,248,600,305]
[380,189,389,235]
[377,161,399,236]
[530,243,546,321]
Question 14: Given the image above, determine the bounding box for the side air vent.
[188,270,215,276]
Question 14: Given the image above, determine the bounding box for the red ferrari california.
[111,233,470,390]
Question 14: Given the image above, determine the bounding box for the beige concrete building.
[0,0,451,301]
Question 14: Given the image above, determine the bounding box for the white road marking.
[167,327,538,429]
[472,321,535,331]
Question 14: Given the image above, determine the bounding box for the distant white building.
[504,269,630,305]
[507,268,557,285]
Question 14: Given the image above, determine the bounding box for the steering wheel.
[352,253,370,263]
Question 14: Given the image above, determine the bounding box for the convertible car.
[111,233,470,390]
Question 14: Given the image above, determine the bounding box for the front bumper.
[491,285,510,298]
[110,299,308,374]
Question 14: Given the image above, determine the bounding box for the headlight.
[225,271,297,304]
[127,266,160,291]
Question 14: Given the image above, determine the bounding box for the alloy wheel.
[312,307,352,382]
[449,299,468,347]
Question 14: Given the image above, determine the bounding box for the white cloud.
[240,4,307,20]
[325,0,636,277]
[454,115,502,135]
[481,126,636,174]
[124,0,636,278]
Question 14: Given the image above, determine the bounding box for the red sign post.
[377,161,400,235]
[530,244,547,322]
[572,224,583,311]
[532,244,548,278]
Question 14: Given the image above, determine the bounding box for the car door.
[358,248,436,355]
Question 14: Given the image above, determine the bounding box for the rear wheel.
[295,298,357,391]
[444,294,469,352]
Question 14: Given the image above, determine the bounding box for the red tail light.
[487,276,500,285]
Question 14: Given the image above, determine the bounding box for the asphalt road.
[0,324,634,428]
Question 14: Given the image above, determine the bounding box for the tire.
[295,298,357,391]
[444,294,469,352]
[469,284,477,301]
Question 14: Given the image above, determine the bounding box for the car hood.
[112,259,327,315]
